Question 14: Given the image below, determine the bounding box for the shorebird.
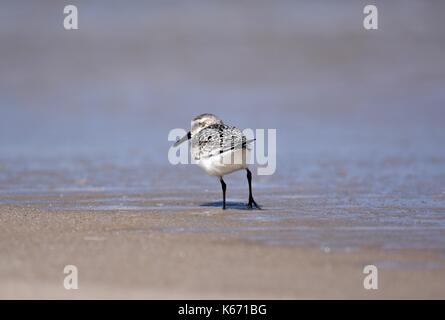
[173,114,261,210]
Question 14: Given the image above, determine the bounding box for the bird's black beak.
[173,131,191,147]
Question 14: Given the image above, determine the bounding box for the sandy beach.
[1,188,444,299]
[1,1,445,299]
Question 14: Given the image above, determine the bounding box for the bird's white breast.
[196,148,250,177]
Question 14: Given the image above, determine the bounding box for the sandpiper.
[173,113,261,210]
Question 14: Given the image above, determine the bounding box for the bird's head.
[191,113,223,136]
[173,113,223,147]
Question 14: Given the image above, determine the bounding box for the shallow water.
[1,1,445,251]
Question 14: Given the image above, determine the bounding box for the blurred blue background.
[0,0,444,195]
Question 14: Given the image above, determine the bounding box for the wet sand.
[1,190,444,299]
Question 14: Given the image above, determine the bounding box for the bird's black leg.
[220,177,226,210]
[246,168,261,209]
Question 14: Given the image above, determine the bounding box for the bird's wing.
[192,124,254,159]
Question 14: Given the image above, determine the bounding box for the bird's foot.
[247,198,262,210]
